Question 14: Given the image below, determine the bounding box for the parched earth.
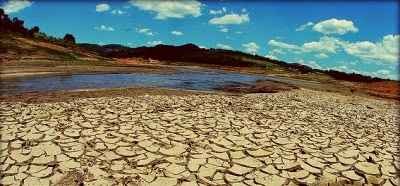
[0,89,399,186]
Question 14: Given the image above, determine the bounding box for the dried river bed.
[0,89,399,186]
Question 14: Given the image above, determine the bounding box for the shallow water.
[0,67,325,94]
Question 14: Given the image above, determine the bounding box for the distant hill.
[99,43,389,83]
[79,43,130,56]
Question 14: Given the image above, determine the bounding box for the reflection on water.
[1,67,325,94]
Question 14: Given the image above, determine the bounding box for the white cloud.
[341,34,399,65]
[335,65,348,71]
[147,40,163,46]
[2,0,33,14]
[312,18,358,35]
[350,61,357,65]
[129,0,202,19]
[377,69,390,75]
[199,46,208,49]
[269,34,399,66]
[210,7,226,15]
[315,53,329,59]
[216,43,233,50]
[295,22,314,31]
[302,36,342,53]
[265,55,278,60]
[235,31,243,34]
[123,5,131,9]
[268,40,300,50]
[373,70,398,80]
[209,12,250,25]
[96,3,110,12]
[111,10,125,15]
[308,61,322,69]
[242,42,260,54]
[220,27,228,32]
[269,36,341,54]
[137,28,154,36]
[269,49,285,55]
[94,25,115,31]
[127,42,132,46]
[242,8,247,13]
[98,42,106,46]
[171,31,183,36]
[332,67,398,80]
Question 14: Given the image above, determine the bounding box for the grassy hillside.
[0,33,104,62]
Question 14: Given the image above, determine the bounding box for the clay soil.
[355,81,400,100]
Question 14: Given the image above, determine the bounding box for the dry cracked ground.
[0,89,399,186]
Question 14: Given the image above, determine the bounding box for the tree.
[63,33,76,43]
[0,8,4,18]
[28,26,40,37]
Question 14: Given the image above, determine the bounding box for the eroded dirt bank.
[0,89,398,186]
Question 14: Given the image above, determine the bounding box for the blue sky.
[1,0,399,80]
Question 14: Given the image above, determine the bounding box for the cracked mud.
[0,89,399,186]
